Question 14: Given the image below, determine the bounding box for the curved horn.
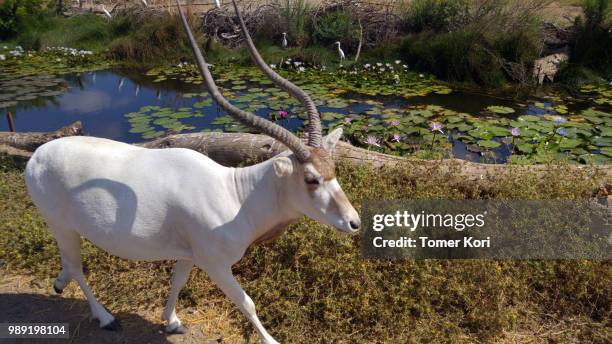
[176,0,311,162]
[231,0,323,148]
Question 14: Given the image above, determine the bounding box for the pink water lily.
[392,133,401,142]
[344,117,353,124]
[366,135,381,148]
[390,119,400,126]
[509,127,520,154]
[430,122,444,133]
[278,110,288,119]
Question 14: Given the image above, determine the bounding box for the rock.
[533,53,569,85]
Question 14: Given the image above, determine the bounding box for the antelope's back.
[25,136,146,228]
[24,136,230,259]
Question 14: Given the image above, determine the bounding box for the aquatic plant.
[487,106,515,114]
[0,44,109,78]
[125,105,200,139]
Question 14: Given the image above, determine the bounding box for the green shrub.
[312,9,359,50]
[401,30,507,85]
[0,0,48,40]
[400,0,467,32]
[400,0,546,86]
[569,0,612,78]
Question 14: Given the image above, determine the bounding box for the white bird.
[118,77,125,91]
[281,32,287,49]
[141,0,148,7]
[213,27,219,42]
[215,0,221,9]
[334,41,345,61]
[102,5,112,19]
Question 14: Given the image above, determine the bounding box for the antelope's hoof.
[165,323,188,335]
[102,319,122,331]
[53,284,63,294]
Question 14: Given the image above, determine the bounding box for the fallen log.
[139,132,612,188]
[1,127,610,191]
[0,121,83,160]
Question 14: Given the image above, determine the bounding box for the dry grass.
[1,155,610,343]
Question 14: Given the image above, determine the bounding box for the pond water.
[1,67,611,164]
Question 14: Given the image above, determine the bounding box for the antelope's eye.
[305,177,319,185]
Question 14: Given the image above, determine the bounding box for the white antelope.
[24,1,360,343]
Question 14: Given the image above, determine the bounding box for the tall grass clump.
[400,0,547,86]
[268,0,313,47]
[108,12,198,63]
[34,14,118,51]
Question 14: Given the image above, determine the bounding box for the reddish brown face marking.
[306,148,335,181]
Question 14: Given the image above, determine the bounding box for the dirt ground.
[0,269,246,344]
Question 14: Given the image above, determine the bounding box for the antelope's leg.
[162,259,193,334]
[53,265,70,294]
[202,266,279,344]
[52,228,119,330]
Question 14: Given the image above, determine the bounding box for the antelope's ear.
[273,157,293,177]
[323,128,343,152]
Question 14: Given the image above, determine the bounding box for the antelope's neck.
[233,160,299,245]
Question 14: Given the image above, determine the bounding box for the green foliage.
[108,13,197,62]
[569,0,612,78]
[400,0,545,86]
[37,14,114,51]
[399,0,467,32]
[402,30,508,85]
[312,9,358,49]
[271,0,312,46]
[0,0,48,41]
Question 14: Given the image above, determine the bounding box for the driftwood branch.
[354,20,363,62]
[1,127,610,192]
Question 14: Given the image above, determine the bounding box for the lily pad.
[486,106,515,114]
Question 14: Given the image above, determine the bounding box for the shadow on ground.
[0,293,173,343]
